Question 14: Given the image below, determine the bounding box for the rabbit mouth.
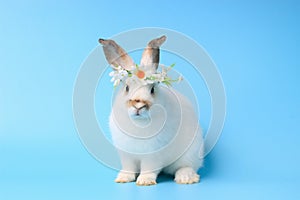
[128,106,149,119]
[135,111,141,116]
[133,109,147,117]
[133,113,143,118]
[131,112,149,120]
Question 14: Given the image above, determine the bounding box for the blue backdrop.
[1,0,299,199]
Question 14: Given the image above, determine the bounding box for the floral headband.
[109,64,183,87]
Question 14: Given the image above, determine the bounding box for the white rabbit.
[99,36,204,186]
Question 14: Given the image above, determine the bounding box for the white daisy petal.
[113,79,120,87]
[109,71,115,76]
[178,75,183,81]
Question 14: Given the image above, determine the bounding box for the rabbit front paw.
[174,167,200,184]
[136,173,157,186]
[115,171,136,183]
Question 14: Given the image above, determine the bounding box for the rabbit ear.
[99,38,135,70]
[140,35,166,72]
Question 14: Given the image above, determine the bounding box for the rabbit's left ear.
[99,38,135,70]
[140,35,166,72]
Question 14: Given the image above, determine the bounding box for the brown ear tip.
[160,35,167,40]
[98,38,105,44]
[159,35,167,43]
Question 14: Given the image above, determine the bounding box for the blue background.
[1,0,299,199]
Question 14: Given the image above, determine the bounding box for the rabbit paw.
[174,167,200,184]
[136,173,157,186]
[115,172,136,183]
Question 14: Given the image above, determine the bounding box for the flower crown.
[109,64,183,87]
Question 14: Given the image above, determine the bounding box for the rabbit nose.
[134,104,147,111]
[133,101,146,110]
[128,99,150,110]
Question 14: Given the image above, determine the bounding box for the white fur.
[110,84,204,185]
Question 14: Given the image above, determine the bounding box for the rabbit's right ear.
[99,38,135,70]
[140,35,166,72]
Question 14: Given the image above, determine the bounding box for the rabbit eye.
[125,85,129,92]
[150,86,155,94]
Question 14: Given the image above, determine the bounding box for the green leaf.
[162,80,172,87]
